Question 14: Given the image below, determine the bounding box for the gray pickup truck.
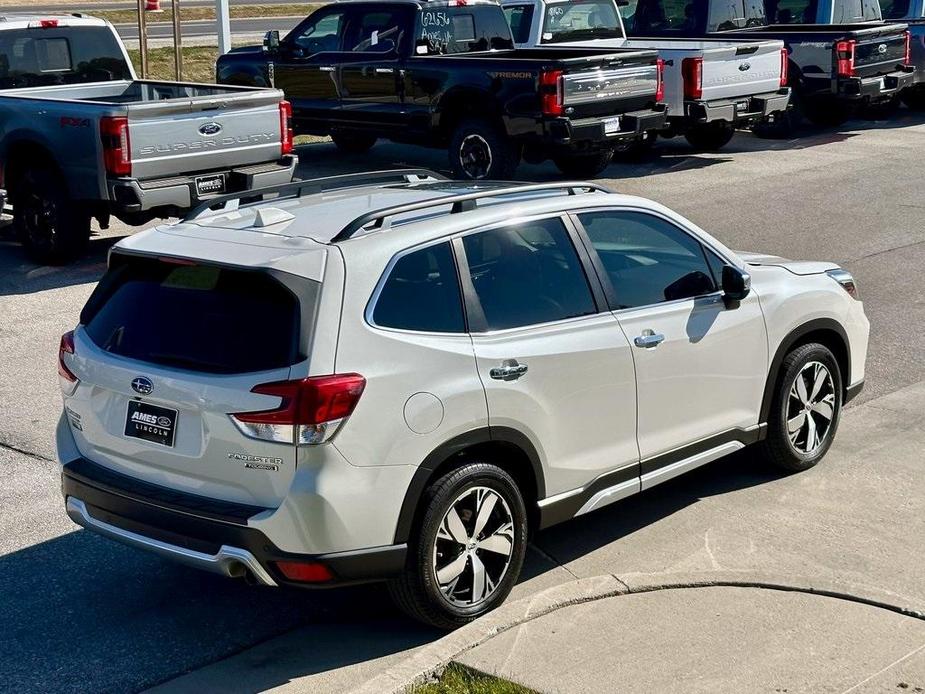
[0,14,297,262]
[882,0,925,109]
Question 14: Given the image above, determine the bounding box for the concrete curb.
[351,571,925,694]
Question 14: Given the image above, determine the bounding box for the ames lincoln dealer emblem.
[131,377,153,395]
[198,122,223,136]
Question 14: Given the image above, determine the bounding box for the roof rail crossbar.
[183,168,447,222]
[332,181,610,242]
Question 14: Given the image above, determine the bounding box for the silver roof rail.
[331,181,611,242]
[183,169,447,222]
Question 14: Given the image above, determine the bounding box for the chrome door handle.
[318,66,335,72]
[634,331,665,348]
[490,360,528,381]
[374,67,395,74]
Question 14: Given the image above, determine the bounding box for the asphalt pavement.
[0,112,923,693]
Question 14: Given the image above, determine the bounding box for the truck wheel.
[684,122,735,151]
[553,150,613,178]
[13,165,90,265]
[758,343,843,473]
[802,97,852,127]
[611,132,657,161]
[387,462,528,630]
[331,132,377,154]
[901,86,925,111]
[449,119,519,180]
[862,96,900,121]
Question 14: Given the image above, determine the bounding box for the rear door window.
[81,259,304,374]
[417,6,514,54]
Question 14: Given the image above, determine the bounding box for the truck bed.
[0,79,272,105]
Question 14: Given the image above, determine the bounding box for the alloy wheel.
[458,134,493,179]
[432,486,514,607]
[786,361,837,454]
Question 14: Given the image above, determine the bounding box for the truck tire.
[449,119,519,180]
[13,165,91,265]
[553,150,613,178]
[862,95,900,120]
[757,342,843,473]
[684,122,735,151]
[901,86,925,111]
[331,132,377,154]
[387,462,528,630]
[802,97,852,127]
[611,132,657,161]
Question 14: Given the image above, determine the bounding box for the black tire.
[684,121,735,151]
[758,342,843,473]
[448,118,519,180]
[330,132,377,154]
[901,86,925,111]
[553,150,613,178]
[611,131,658,161]
[12,165,90,265]
[861,95,901,121]
[802,96,853,127]
[387,462,528,630]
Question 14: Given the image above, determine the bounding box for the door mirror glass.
[263,30,280,53]
[721,265,751,302]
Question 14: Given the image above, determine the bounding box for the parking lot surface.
[1,112,923,693]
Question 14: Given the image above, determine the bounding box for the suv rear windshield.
[81,258,303,374]
[0,26,132,89]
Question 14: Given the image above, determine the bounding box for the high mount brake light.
[100,116,131,177]
[682,57,703,100]
[539,69,564,117]
[231,374,366,445]
[836,39,856,78]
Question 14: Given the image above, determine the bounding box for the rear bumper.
[681,88,791,125]
[61,457,407,588]
[107,155,298,214]
[539,106,668,150]
[838,67,915,100]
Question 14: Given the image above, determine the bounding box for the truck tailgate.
[696,41,783,101]
[127,89,285,180]
[853,29,909,77]
[554,50,660,117]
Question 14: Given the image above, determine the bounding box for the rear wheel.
[758,343,843,473]
[448,118,519,180]
[901,85,925,111]
[684,121,735,151]
[388,462,528,629]
[12,165,90,265]
[553,150,613,178]
[862,95,901,120]
[611,132,658,161]
[330,132,377,154]
[802,96,853,127]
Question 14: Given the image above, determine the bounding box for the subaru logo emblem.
[738,62,751,71]
[198,122,222,136]
[131,377,153,395]
[877,43,887,54]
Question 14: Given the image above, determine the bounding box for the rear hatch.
[62,235,325,508]
[852,28,909,77]
[124,85,286,180]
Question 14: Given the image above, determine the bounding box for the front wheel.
[553,150,613,178]
[330,132,377,154]
[448,119,519,180]
[684,122,735,151]
[388,462,528,630]
[758,343,843,473]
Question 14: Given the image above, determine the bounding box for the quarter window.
[579,210,718,310]
[503,4,535,43]
[373,242,465,333]
[463,217,596,331]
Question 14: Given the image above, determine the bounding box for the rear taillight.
[904,31,911,66]
[279,100,293,155]
[58,330,79,395]
[780,48,789,87]
[682,57,703,100]
[100,116,131,177]
[274,560,334,583]
[230,374,366,445]
[655,58,665,103]
[539,69,564,117]
[835,39,856,78]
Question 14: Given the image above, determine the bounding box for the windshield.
[542,0,625,42]
[0,26,131,90]
[879,0,910,18]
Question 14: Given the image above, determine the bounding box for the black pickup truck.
[217,0,667,178]
[624,0,913,130]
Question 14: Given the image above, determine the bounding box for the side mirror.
[263,30,280,54]
[722,264,751,304]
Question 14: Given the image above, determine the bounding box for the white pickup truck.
[502,0,791,150]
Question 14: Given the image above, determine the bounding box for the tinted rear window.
[82,259,302,374]
[417,6,514,54]
[0,27,132,89]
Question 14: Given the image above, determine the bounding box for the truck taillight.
[655,58,665,102]
[230,374,366,445]
[279,100,293,155]
[539,69,564,117]
[682,57,703,100]
[904,31,911,66]
[58,330,79,395]
[835,39,856,78]
[780,48,789,87]
[100,116,131,177]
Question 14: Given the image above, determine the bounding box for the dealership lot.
[1,112,924,693]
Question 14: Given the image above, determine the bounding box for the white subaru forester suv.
[57,170,868,629]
